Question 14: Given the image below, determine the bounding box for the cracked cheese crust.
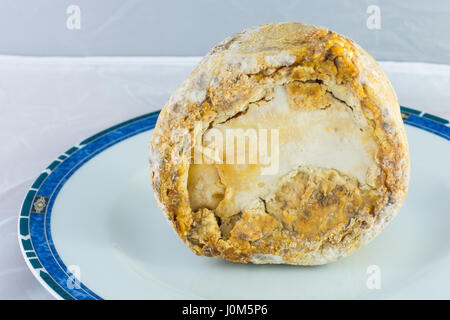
[149,22,410,265]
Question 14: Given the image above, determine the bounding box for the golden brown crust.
[149,22,410,265]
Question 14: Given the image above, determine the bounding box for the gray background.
[0,0,449,63]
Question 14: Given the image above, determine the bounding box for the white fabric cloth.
[0,56,449,299]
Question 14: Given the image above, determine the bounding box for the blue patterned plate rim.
[17,107,449,300]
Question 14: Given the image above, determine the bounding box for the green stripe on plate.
[79,113,156,146]
[29,258,42,269]
[400,106,421,115]
[64,146,79,155]
[423,113,449,125]
[21,238,33,251]
[31,172,48,189]
[19,217,29,236]
[39,271,75,300]
[46,160,61,171]
[21,190,36,217]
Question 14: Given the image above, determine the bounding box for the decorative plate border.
[18,111,159,300]
[18,107,449,300]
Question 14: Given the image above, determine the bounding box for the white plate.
[18,108,450,299]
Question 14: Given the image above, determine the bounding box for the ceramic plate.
[18,107,450,300]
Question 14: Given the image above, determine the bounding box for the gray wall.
[0,0,449,63]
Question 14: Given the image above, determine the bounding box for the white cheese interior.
[188,85,379,218]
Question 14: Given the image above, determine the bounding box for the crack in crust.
[149,22,410,265]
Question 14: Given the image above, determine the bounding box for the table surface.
[1,56,449,299]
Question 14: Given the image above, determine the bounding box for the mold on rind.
[149,22,410,265]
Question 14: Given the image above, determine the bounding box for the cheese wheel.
[149,22,410,265]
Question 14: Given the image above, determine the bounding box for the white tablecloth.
[0,56,449,299]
